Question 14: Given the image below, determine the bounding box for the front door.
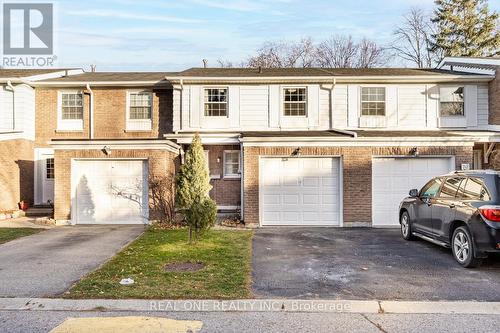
[35,148,55,205]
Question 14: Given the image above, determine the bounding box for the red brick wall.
[0,139,34,210]
[243,145,473,227]
[35,87,173,148]
[204,145,241,207]
[489,69,500,125]
[53,149,177,221]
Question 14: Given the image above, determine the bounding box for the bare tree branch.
[391,7,440,68]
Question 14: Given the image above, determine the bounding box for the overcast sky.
[50,0,500,71]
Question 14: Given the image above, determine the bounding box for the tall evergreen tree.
[176,133,216,242]
[431,0,500,57]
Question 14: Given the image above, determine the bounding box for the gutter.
[164,74,494,84]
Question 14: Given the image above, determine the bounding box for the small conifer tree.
[176,133,217,242]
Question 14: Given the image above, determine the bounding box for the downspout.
[239,136,244,221]
[85,83,94,139]
[329,77,336,130]
[6,80,15,130]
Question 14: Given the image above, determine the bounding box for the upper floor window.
[58,91,84,131]
[61,92,83,120]
[361,87,385,116]
[204,88,227,117]
[440,86,464,117]
[129,92,152,120]
[283,87,307,116]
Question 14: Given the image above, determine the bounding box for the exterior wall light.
[102,146,112,155]
[292,147,302,157]
[410,147,419,157]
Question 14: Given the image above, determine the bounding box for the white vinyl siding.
[397,85,427,128]
[171,82,490,132]
[240,86,268,129]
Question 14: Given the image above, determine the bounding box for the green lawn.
[66,228,254,299]
[0,228,43,245]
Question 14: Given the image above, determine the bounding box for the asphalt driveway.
[252,228,500,301]
[0,225,144,297]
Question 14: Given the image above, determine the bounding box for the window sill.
[223,175,241,180]
[124,129,153,133]
[55,129,84,133]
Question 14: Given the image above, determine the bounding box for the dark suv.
[399,170,500,268]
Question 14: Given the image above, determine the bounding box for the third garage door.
[372,157,453,227]
[260,157,341,226]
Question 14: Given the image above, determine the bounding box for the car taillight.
[479,205,500,222]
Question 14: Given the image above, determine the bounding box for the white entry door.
[260,157,341,226]
[34,148,55,205]
[72,160,148,224]
[372,157,454,227]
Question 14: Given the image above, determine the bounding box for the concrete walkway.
[0,217,53,229]
[0,225,145,297]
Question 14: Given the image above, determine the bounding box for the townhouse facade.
[1,58,499,227]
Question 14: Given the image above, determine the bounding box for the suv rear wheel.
[400,211,414,241]
[452,226,482,268]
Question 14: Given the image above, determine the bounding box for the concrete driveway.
[0,225,144,297]
[252,228,500,301]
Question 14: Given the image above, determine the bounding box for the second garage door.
[260,157,341,226]
[72,159,148,224]
[372,157,453,227]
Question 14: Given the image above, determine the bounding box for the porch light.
[292,147,302,157]
[102,146,112,155]
[409,147,419,157]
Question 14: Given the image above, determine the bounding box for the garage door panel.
[73,160,148,224]
[372,157,452,227]
[261,157,340,226]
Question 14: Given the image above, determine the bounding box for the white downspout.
[329,77,336,130]
[86,83,94,139]
[6,80,15,130]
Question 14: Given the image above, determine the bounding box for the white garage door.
[372,157,453,227]
[72,160,148,224]
[260,157,340,226]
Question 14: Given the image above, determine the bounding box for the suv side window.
[420,178,443,198]
[439,177,464,199]
[459,177,491,201]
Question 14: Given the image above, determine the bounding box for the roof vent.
[90,64,96,72]
[202,59,208,68]
[258,66,262,74]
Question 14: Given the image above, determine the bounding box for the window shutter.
[465,85,478,127]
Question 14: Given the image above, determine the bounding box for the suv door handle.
[449,204,456,209]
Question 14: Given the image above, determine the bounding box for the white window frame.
[203,87,228,117]
[360,86,386,117]
[45,157,55,180]
[57,90,84,131]
[282,86,308,117]
[126,90,153,131]
[223,150,241,179]
[439,86,465,117]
